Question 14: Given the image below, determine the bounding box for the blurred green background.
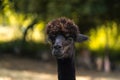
[0,0,120,74]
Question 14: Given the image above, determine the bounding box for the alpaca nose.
[53,45,62,49]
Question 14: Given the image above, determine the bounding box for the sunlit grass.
[0,0,45,43]
[0,26,22,42]
[0,27,13,42]
[0,21,45,43]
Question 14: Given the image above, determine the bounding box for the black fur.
[46,17,77,80]
[57,58,75,80]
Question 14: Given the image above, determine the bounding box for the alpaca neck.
[57,57,76,80]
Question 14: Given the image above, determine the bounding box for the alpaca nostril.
[54,45,62,49]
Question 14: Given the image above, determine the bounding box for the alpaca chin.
[52,45,72,59]
[52,49,63,58]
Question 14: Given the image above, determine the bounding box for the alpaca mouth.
[52,46,69,58]
[52,50,64,58]
[55,54,64,59]
[52,45,70,59]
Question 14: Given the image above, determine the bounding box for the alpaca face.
[48,33,88,59]
[46,17,88,59]
[50,35,74,59]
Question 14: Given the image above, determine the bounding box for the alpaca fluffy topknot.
[46,17,79,40]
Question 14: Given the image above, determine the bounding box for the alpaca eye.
[52,34,56,37]
[48,35,56,43]
[67,37,73,43]
[68,37,73,41]
[49,35,56,40]
[66,34,70,37]
[48,38,55,44]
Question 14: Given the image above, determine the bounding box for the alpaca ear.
[76,34,88,42]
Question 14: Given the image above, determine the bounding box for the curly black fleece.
[46,17,79,40]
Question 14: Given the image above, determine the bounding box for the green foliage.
[1,0,120,32]
[1,0,120,60]
[12,0,108,22]
[88,22,120,56]
[0,40,50,58]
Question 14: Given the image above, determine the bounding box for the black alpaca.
[46,17,88,80]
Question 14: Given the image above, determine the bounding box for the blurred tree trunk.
[18,19,38,54]
[104,55,110,72]
[104,28,111,72]
[96,57,103,71]
[22,19,38,43]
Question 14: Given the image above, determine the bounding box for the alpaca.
[46,17,88,80]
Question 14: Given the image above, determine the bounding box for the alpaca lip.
[53,50,64,58]
[55,54,64,59]
[53,45,70,59]
[54,53,64,59]
[54,54,64,59]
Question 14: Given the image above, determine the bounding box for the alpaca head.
[46,17,88,59]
